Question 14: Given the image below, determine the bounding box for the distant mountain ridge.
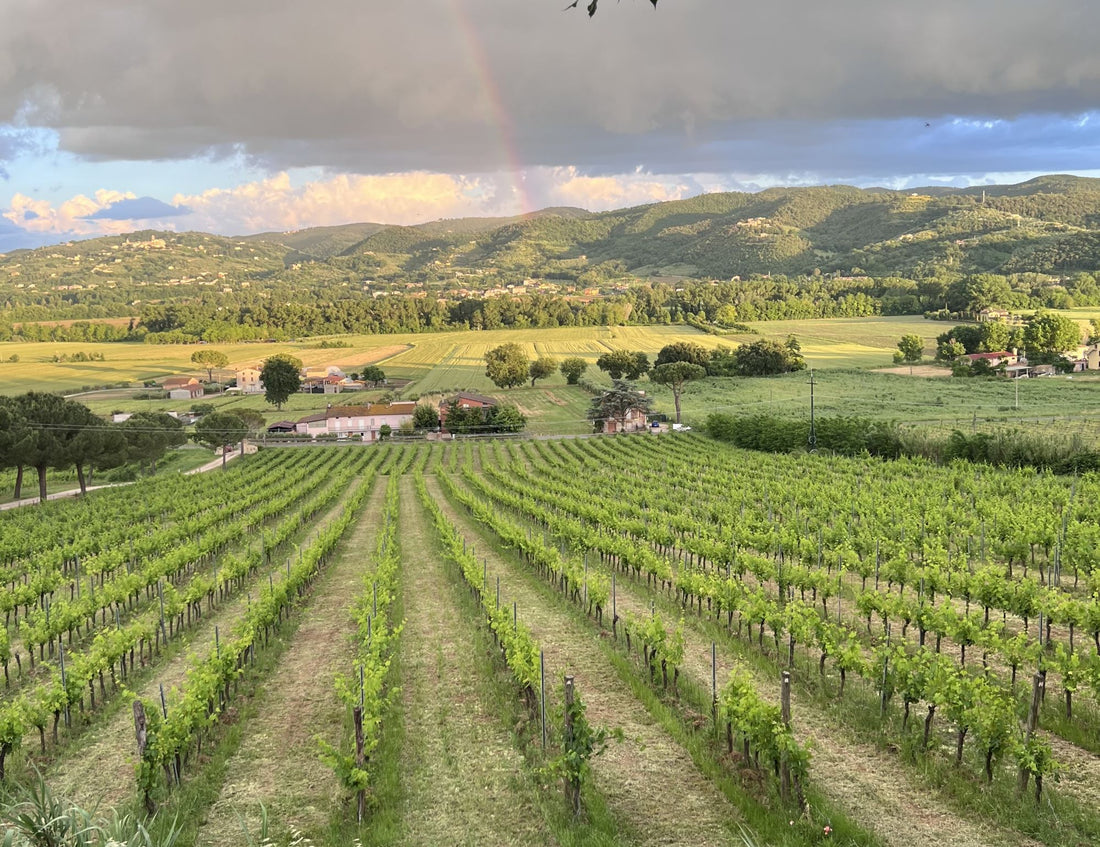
[242,207,592,259]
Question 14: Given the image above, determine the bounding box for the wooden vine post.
[353,705,367,823]
[563,675,580,817]
[1017,669,1045,797]
[133,700,155,814]
[133,700,147,758]
[540,651,547,748]
[780,670,791,801]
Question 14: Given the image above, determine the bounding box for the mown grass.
[143,609,313,847]
[659,367,1100,432]
[379,476,627,847]
[77,387,394,424]
[0,338,412,395]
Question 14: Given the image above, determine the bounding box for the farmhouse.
[294,402,416,441]
[301,374,348,394]
[162,376,204,400]
[299,366,363,394]
[236,368,263,394]
[1066,344,1100,372]
[961,351,1017,368]
[440,391,499,433]
[602,406,649,434]
[295,412,328,438]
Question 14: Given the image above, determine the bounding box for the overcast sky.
[3,0,1100,249]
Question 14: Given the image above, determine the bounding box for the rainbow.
[444,0,533,216]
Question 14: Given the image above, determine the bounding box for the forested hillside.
[3,176,1100,339]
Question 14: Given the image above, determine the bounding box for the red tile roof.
[964,351,1012,360]
[325,402,416,418]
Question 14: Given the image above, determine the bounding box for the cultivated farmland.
[0,319,939,396]
[2,437,1099,846]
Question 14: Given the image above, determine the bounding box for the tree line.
[6,269,1100,345]
[470,338,807,430]
[0,394,257,502]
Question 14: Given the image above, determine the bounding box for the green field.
[4,316,1100,439]
[659,368,1100,430]
[0,318,942,396]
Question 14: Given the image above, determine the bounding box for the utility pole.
[1015,375,1019,410]
[807,368,817,453]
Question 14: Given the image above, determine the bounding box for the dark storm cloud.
[2,1,1100,174]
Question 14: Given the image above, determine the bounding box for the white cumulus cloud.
[3,189,136,235]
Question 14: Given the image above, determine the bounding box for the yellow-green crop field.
[0,317,943,396]
[5,316,1100,438]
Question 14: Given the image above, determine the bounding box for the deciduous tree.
[655,341,709,368]
[559,357,588,385]
[442,399,484,434]
[490,403,527,433]
[596,350,649,380]
[895,334,924,374]
[412,403,440,430]
[936,338,967,363]
[734,339,806,376]
[977,320,1015,353]
[1023,312,1082,355]
[529,357,559,387]
[360,365,386,387]
[261,353,302,410]
[706,346,739,376]
[651,362,705,424]
[190,349,229,382]
[484,343,529,389]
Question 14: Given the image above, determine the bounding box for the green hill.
[241,222,388,258]
[320,177,1100,280]
[5,177,1100,324]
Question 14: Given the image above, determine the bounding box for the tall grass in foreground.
[0,772,180,847]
